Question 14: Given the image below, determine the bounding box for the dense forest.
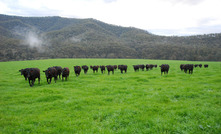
[0,14,221,61]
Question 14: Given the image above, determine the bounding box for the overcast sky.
[0,0,221,36]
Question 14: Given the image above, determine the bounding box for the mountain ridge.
[0,14,220,61]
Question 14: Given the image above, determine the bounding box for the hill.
[0,14,221,61]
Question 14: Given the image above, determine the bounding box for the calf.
[82,65,89,74]
[183,64,194,74]
[62,67,70,81]
[146,64,154,71]
[118,65,128,73]
[149,64,154,70]
[90,65,99,73]
[204,64,209,68]
[27,68,40,87]
[146,64,150,71]
[160,64,170,75]
[199,64,202,68]
[53,66,62,79]
[74,66,81,76]
[139,64,145,71]
[43,67,58,84]
[100,65,106,74]
[19,68,29,80]
[133,65,139,72]
[106,65,114,75]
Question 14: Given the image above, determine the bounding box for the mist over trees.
[0,14,221,61]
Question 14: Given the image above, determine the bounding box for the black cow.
[139,64,145,71]
[100,65,106,74]
[160,64,170,75]
[19,68,29,80]
[194,64,198,67]
[43,67,58,84]
[53,66,62,79]
[74,66,81,76]
[106,65,114,75]
[133,65,139,72]
[118,65,128,73]
[90,65,99,73]
[199,64,202,68]
[62,67,70,81]
[82,65,89,74]
[154,65,157,68]
[27,68,40,87]
[149,64,154,70]
[204,64,209,68]
[183,64,194,74]
[146,64,154,71]
[146,64,150,71]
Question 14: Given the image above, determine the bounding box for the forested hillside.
[0,14,220,61]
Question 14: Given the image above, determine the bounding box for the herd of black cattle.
[19,64,208,87]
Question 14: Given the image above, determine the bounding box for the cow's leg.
[49,78,52,84]
[55,76,57,83]
[32,79,35,86]
[38,77,40,84]
[30,80,33,87]
[29,79,32,87]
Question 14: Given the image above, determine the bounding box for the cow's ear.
[43,70,45,72]
[19,70,21,72]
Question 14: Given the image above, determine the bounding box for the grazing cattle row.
[19,63,209,87]
[180,64,208,74]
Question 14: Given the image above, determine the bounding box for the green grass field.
[0,59,220,133]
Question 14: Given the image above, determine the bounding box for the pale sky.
[0,0,221,36]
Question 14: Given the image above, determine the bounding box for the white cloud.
[0,0,221,36]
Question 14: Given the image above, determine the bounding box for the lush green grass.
[0,59,220,133]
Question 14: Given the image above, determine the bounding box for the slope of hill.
[0,14,221,61]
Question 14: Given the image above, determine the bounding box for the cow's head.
[19,69,23,75]
[43,70,50,77]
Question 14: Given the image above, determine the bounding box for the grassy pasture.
[0,59,220,133]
